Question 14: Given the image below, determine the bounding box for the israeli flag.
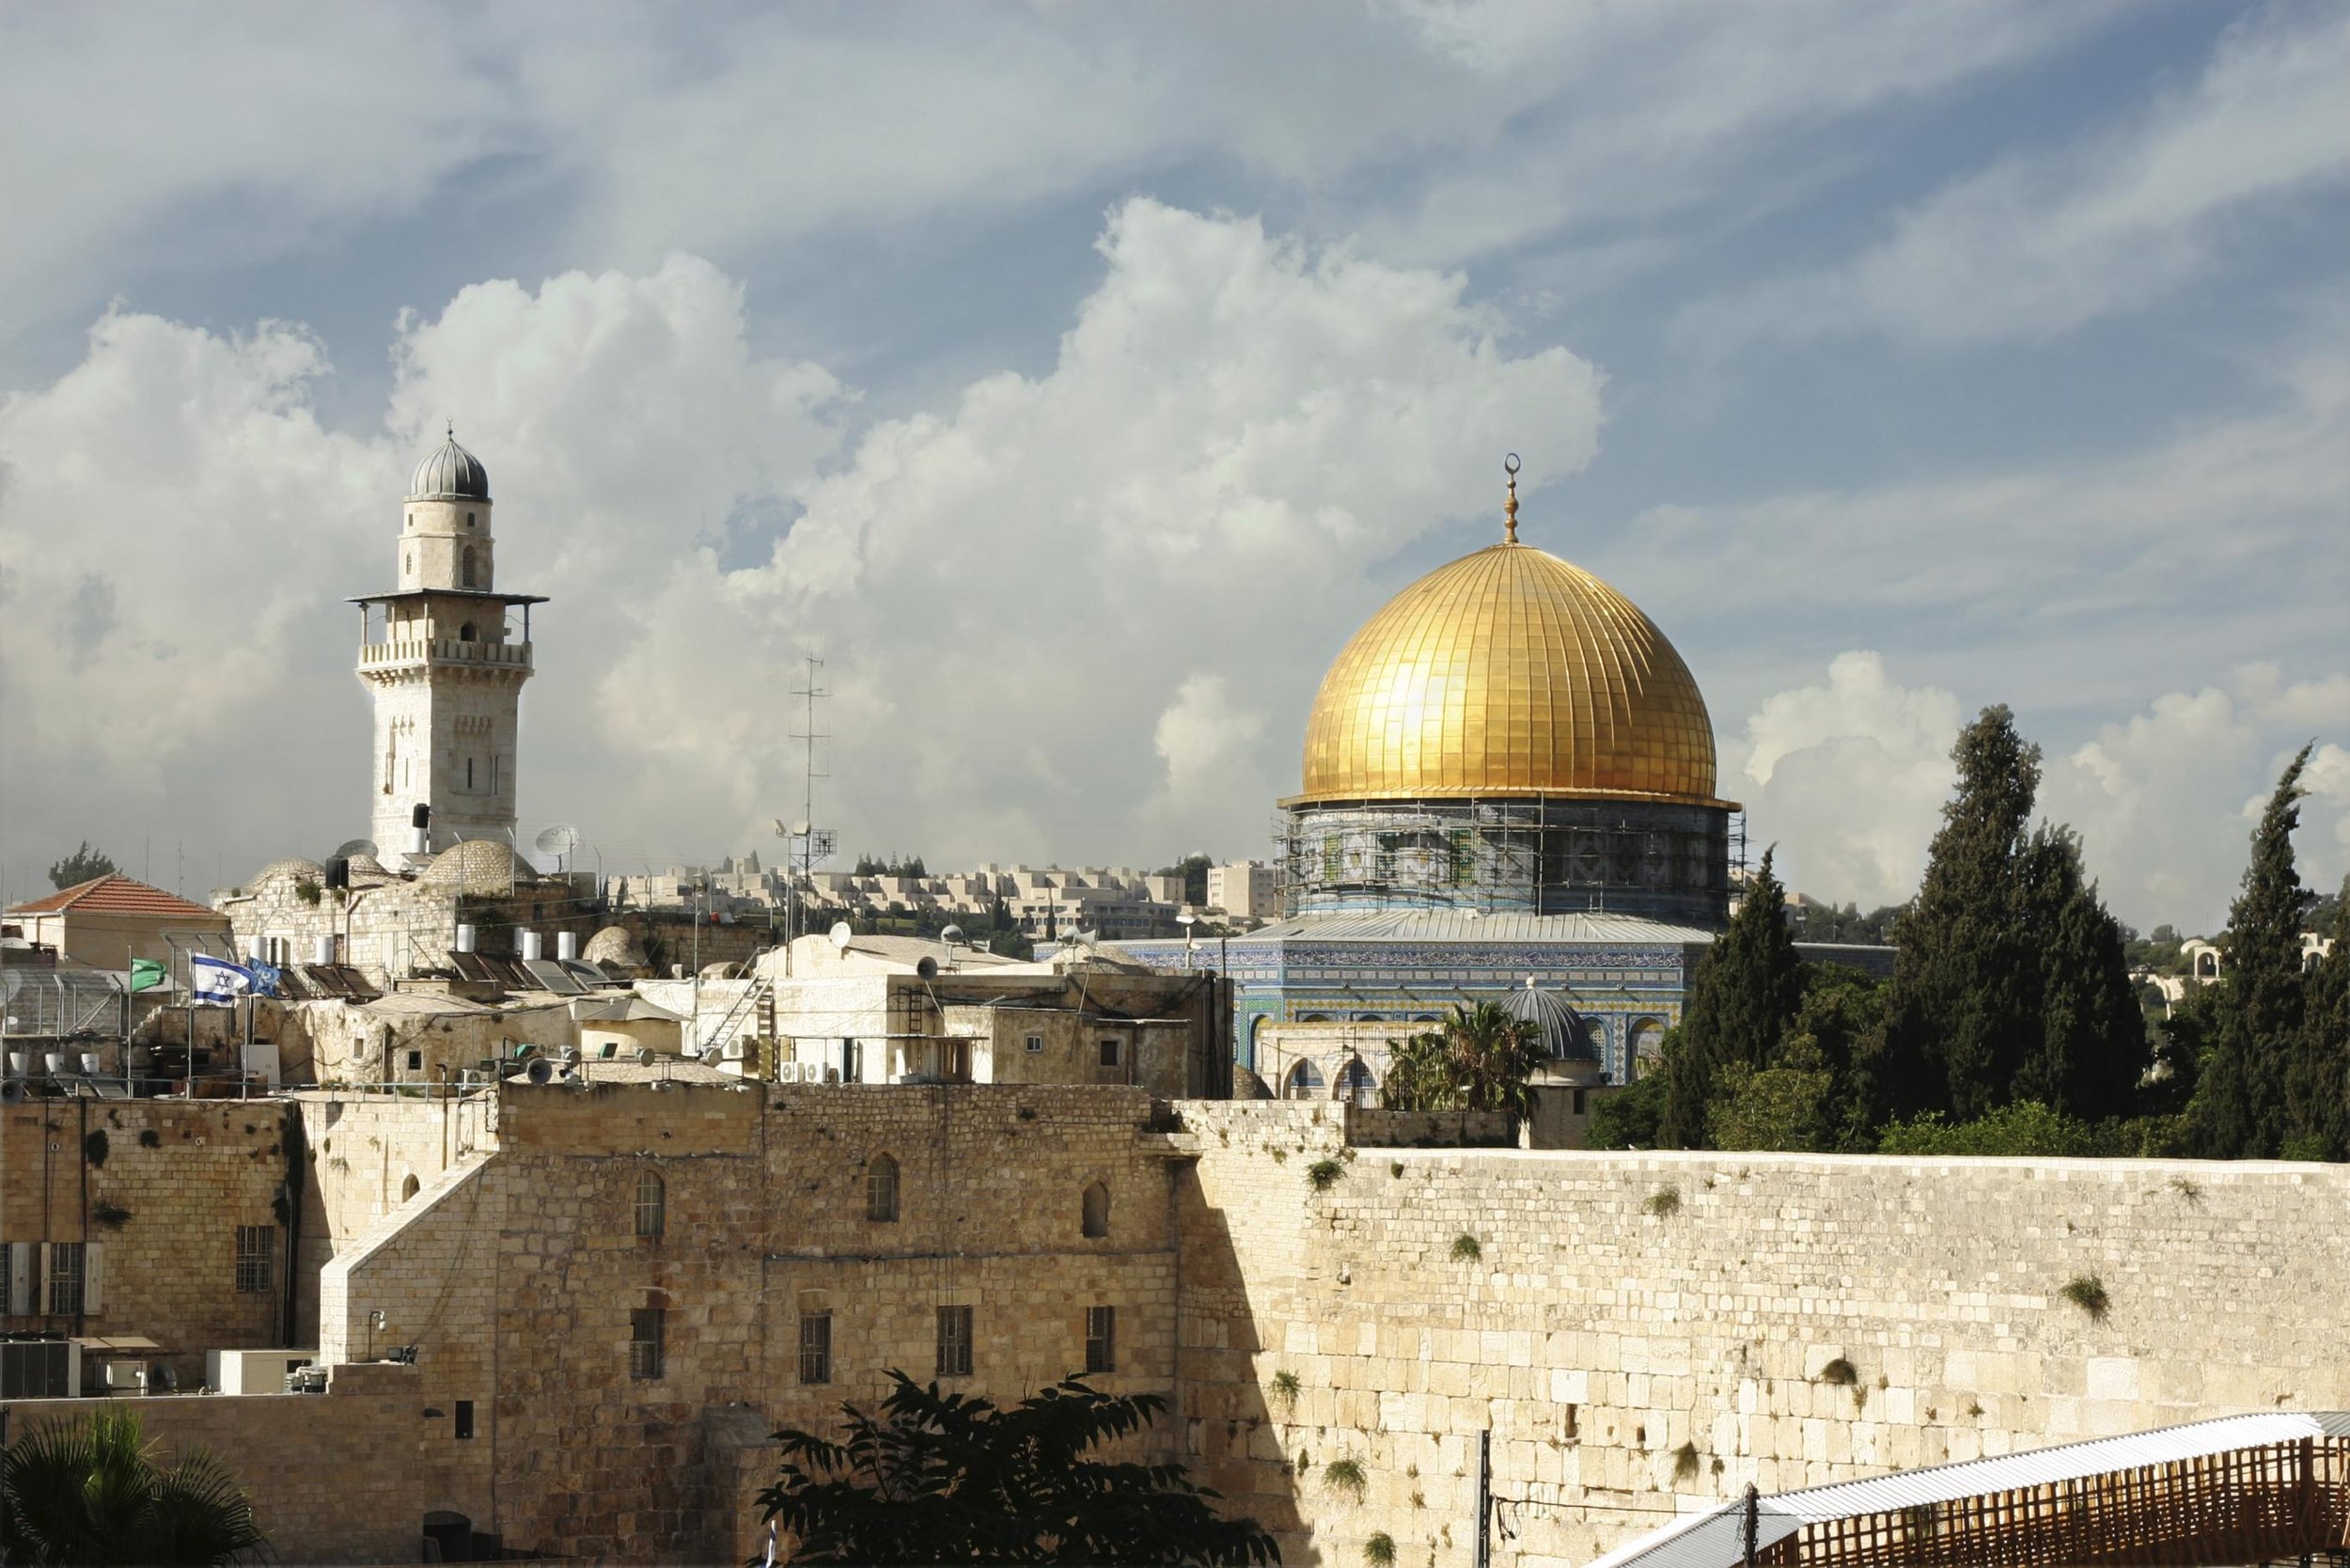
[190,953,256,1005]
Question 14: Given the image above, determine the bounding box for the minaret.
[351,431,546,857]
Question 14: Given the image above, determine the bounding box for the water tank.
[244,936,267,962]
[556,931,579,962]
[408,826,430,857]
[519,930,544,962]
[455,924,478,954]
[313,935,335,966]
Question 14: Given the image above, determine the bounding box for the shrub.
[91,1201,133,1230]
[294,877,321,905]
[1449,1232,1481,1262]
[137,1128,161,1149]
[1672,1441,1700,1482]
[2169,1175,2203,1205]
[1642,1185,1681,1218]
[1323,1457,1368,1501]
[1307,1158,1346,1191]
[1876,1101,2095,1157]
[1269,1371,1301,1413]
[1818,1356,1856,1385]
[1365,1531,1396,1565]
[1391,1161,1404,1178]
[83,1130,109,1168]
[2060,1275,2110,1321]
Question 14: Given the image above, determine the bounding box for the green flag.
[130,958,167,993]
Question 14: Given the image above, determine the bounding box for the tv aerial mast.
[776,654,837,970]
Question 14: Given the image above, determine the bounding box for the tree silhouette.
[1,1408,266,1565]
[47,840,118,890]
[754,1372,1277,1565]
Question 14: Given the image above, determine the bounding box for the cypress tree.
[2015,826,2148,1121]
[1882,706,2042,1121]
[2284,876,2348,1160]
[2192,746,2311,1158]
[1661,847,1802,1146]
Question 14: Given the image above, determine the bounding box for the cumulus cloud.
[0,202,1599,892]
[1684,4,2350,347]
[1729,653,2350,933]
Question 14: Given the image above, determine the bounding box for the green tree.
[1,1408,266,1566]
[47,841,118,889]
[753,1372,1277,1565]
[1875,1100,2097,1157]
[2191,747,2313,1158]
[1589,1053,1670,1148]
[1379,1002,1547,1116]
[1882,708,2044,1121]
[1661,848,1802,1146]
[1704,1045,1833,1152]
[1153,854,1213,909]
[2284,876,2348,1160]
[2013,826,2148,1121]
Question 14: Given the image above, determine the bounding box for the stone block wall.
[2,1100,289,1385]
[1171,1118,2350,1567]
[0,1363,492,1565]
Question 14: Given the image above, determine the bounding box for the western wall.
[1172,1102,2350,1566]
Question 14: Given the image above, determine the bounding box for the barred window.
[629,1307,665,1381]
[234,1226,273,1294]
[635,1169,666,1239]
[866,1153,900,1223]
[1085,1305,1116,1374]
[46,1243,84,1316]
[935,1305,973,1378]
[798,1310,832,1386]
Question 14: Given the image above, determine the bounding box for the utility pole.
[1474,1428,1492,1568]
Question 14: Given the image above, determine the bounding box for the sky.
[0,0,2344,936]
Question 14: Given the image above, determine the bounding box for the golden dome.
[1293,539,1723,807]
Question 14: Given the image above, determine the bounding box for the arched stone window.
[400,1173,420,1202]
[635,1169,666,1238]
[462,547,478,588]
[1629,1019,1667,1073]
[466,510,477,528]
[1337,1057,1377,1107]
[866,1153,900,1223]
[1285,1060,1325,1100]
[1081,1181,1110,1238]
[459,622,477,642]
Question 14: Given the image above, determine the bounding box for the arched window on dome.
[462,546,478,588]
[1337,1057,1377,1107]
[1284,1060,1325,1100]
[1080,1181,1110,1239]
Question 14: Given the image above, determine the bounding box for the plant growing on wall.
[753,1372,1278,1565]
[1642,1185,1682,1218]
[1817,1357,1857,1386]
[1323,1458,1367,1502]
[91,1201,133,1231]
[1307,1158,1346,1191]
[1269,1371,1301,1415]
[1363,1532,1396,1566]
[1672,1442,1700,1483]
[1449,1232,1481,1262]
[294,877,321,905]
[2059,1275,2111,1321]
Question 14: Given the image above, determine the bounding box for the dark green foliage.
[47,841,118,889]
[83,1130,109,1168]
[1589,1062,1668,1148]
[1377,1002,1546,1116]
[1,1408,267,1565]
[1877,1101,2097,1157]
[2191,749,2313,1158]
[1663,849,1802,1146]
[2059,1275,2110,1322]
[852,853,930,878]
[1879,707,2147,1126]
[753,1371,1277,1564]
[1152,854,1213,909]
[1306,1158,1345,1192]
[2289,884,2350,1160]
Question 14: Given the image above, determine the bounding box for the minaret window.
[466,511,477,528]
[460,622,477,642]
[462,547,478,588]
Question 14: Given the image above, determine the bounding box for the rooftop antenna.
[1502,453,1521,544]
[780,656,836,973]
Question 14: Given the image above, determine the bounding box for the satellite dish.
[534,824,579,869]
[699,1045,724,1067]
[939,924,964,947]
[333,838,380,861]
[829,921,854,955]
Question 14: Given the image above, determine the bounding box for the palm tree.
[1,1409,266,1566]
[1380,1001,1546,1116]
[755,1371,1277,1564]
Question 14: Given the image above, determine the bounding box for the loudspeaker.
[412,803,432,829]
[324,857,350,890]
[525,1058,555,1085]
[0,1079,25,1104]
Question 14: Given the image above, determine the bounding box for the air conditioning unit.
[778,1060,809,1083]
[100,1360,148,1392]
[721,1039,751,1062]
[822,1066,841,1084]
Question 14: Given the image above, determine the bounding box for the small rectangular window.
[46,1243,85,1316]
[935,1305,973,1378]
[1085,1305,1116,1374]
[454,1400,475,1439]
[405,1049,423,1072]
[1098,1038,1120,1068]
[1025,1034,1044,1054]
[635,1170,666,1239]
[629,1307,666,1381]
[799,1311,832,1386]
[234,1226,273,1294]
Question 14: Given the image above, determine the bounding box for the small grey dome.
[409,433,490,500]
[1501,980,1597,1062]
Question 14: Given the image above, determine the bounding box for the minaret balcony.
[358,637,534,673]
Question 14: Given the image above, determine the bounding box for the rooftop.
[8,874,223,921]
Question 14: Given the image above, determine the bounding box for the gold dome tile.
[1292,541,1722,807]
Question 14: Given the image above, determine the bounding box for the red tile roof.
[7,873,221,920]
